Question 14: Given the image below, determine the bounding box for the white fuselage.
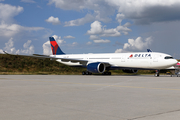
[50,52,177,70]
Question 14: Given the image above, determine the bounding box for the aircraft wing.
[3,51,89,65]
[58,57,88,65]
[3,51,52,59]
[3,51,111,67]
[32,54,89,64]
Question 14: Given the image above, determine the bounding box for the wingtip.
[3,51,8,54]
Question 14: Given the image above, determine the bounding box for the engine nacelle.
[122,69,138,73]
[87,62,106,73]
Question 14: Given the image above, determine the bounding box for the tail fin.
[49,37,65,55]
[147,49,153,52]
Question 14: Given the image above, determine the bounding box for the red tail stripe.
[50,41,58,55]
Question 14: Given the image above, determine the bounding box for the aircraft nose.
[172,59,178,65]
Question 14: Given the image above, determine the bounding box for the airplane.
[4,37,178,77]
[48,37,178,76]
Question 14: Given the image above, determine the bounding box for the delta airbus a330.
[47,37,177,76]
[4,37,178,76]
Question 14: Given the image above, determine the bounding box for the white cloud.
[0,22,44,37]
[87,20,131,43]
[101,28,121,37]
[52,35,65,45]
[64,35,75,39]
[22,26,44,31]
[115,37,153,53]
[46,16,61,25]
[21,0,36,3]
[93,39,111,43]
[42,41,51,55]
[64,14,94,26]
[72,42,78,46]
[87,21,103,35]
[23,40,32,49]
[4,38,15,53]
[116,25,131,31]
[0,3,44,38]
[116,13,125,24]
[0,3,23,23]
[49,0,180,25]
[0,23,21,37]
[94,10,112,23]
[21,40,34,54]
[86,41,92,45]
[49,0,115,25]
[89,35,99,40]
[116,25,131,35]
[87,21,117,43]
[87,20,131,37]
[2,38,34,54]
[0,49,3,54]
[48,0,91,10]
[106,0,180,24]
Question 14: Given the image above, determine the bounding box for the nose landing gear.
[154,70,160,77]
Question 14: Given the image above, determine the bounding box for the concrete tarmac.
[0,75,180,120]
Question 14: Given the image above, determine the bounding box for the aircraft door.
[153,55,159,62]
[121,56,125,62]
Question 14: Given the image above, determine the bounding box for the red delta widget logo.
[129,54,151,58]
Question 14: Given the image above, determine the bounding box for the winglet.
[147,49,153,52]
[3,51,9,54]
[49,37,65,55]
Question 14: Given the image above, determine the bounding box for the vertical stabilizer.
[49,37,65,55]
[147,49,153,52]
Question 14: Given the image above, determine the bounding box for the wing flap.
[3,51,111,67]
[60,58,88,65]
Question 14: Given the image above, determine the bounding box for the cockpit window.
[164,56,173,59]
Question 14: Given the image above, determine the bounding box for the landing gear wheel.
[154,70,160,77]
[82,71,86,75]
[86,71,92,75]
[82,71,92,75]
[102,72,111,75]
[154,73,159,77]
[107,72,111,75]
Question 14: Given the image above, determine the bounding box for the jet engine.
[122,69,138,73]
[87,62,106,73]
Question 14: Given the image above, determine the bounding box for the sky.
[0,0,180,59]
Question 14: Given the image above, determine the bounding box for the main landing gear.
[102,72,111,75]
[82,71,92,75]
[82,71,111,75]
[154,70,160,77]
